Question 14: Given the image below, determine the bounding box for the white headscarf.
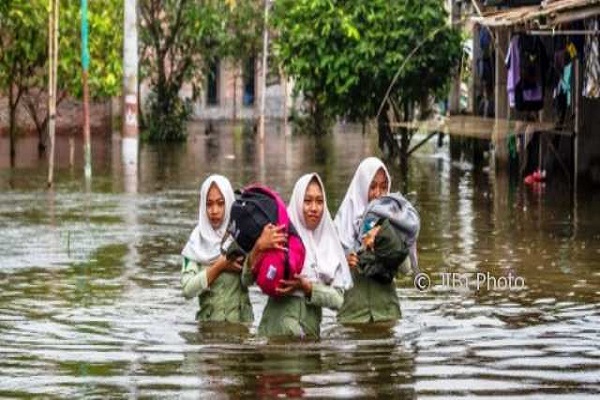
[288,173,353,290]
[181,175,235,265]
[333,157,391,251]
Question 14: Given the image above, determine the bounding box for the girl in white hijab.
[334,157,391,254]
[181,175,253,323]
[334,157,406,324]
[252,173,352,339]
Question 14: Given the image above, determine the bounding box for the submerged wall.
[579,98,600,185]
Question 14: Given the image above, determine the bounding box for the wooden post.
[573,58,580,197]
[47,0,59,187]
[81,0,91,180]
[472,23,481,115]
[494,27,509,168]
[448,0,461,115]
[258,0,270,141]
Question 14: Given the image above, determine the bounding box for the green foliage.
[144,89,191,142]
[0,0,123,100]
[0,0,47,97]
[0,0,47,149]
[271,0,462,131]
[139,0,230,142]
[0,0,123,149]
[221,0,263,63]
[59,0,123,99]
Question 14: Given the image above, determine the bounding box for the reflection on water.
[0,122,599,398]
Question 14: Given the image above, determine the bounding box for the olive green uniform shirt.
[337,257,412,323]
[181,257,253,323]
[242,259,344,338]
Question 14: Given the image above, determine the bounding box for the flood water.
[1,122,599,398]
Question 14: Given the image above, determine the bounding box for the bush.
[143,90,191,142]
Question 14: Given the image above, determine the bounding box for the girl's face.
[303,180,325,231]
[206,183,225,229]
[368,168,389,202]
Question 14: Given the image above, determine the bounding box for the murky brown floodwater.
[1,121,599,398]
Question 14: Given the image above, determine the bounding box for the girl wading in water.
[244,173,352,338]
[181,175,253,323]
[334,157,409,323]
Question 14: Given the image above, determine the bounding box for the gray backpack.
[357,192,421,276]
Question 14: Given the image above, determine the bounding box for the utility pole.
[258,0,270,141]
[123,0,138,140]
[47,0,59,187]
[122,0,139,192]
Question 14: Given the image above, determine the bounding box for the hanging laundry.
[583,18,600,99]
[479,27,494,92]
[506,35,520,109]
[553,60,572,126]
[506,34,548,112]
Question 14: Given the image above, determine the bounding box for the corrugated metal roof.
[474,0,600,27]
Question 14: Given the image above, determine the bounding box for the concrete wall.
[191,59,292,121]
[136,58,293,122]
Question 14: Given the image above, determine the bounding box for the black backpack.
[221,184,301,257]
[357,218,410,284]
[224,186,278,256]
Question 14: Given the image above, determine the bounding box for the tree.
[139,0,228,142]
[271,0,462,136]
[0,0,123,158]
[58,0,122,99]
[0,0,47,163]
[22,0,123,153]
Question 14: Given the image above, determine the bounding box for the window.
[242,57,255,107]
[207,60,219,106]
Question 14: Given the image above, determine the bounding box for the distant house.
[184,58,294,121]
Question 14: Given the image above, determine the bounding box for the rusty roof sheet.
[474,0,600,27]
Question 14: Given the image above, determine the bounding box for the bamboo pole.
[47,0,59,187]
[81,0,91,180]
[258,0,270,141]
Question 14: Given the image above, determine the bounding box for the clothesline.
[527,29,600,35]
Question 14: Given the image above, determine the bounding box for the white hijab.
[333,157,391,251]
[181,175,235,265]
[288,173,353,290]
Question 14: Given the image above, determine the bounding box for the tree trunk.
[378,101,398,160]
[399,101,410,174]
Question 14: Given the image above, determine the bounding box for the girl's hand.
[248,224,288,268]
[276,274,312,297]
[223,256,243,273]
[347,252,359,269]
[254,223,287,253]
[362,225,381,251]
